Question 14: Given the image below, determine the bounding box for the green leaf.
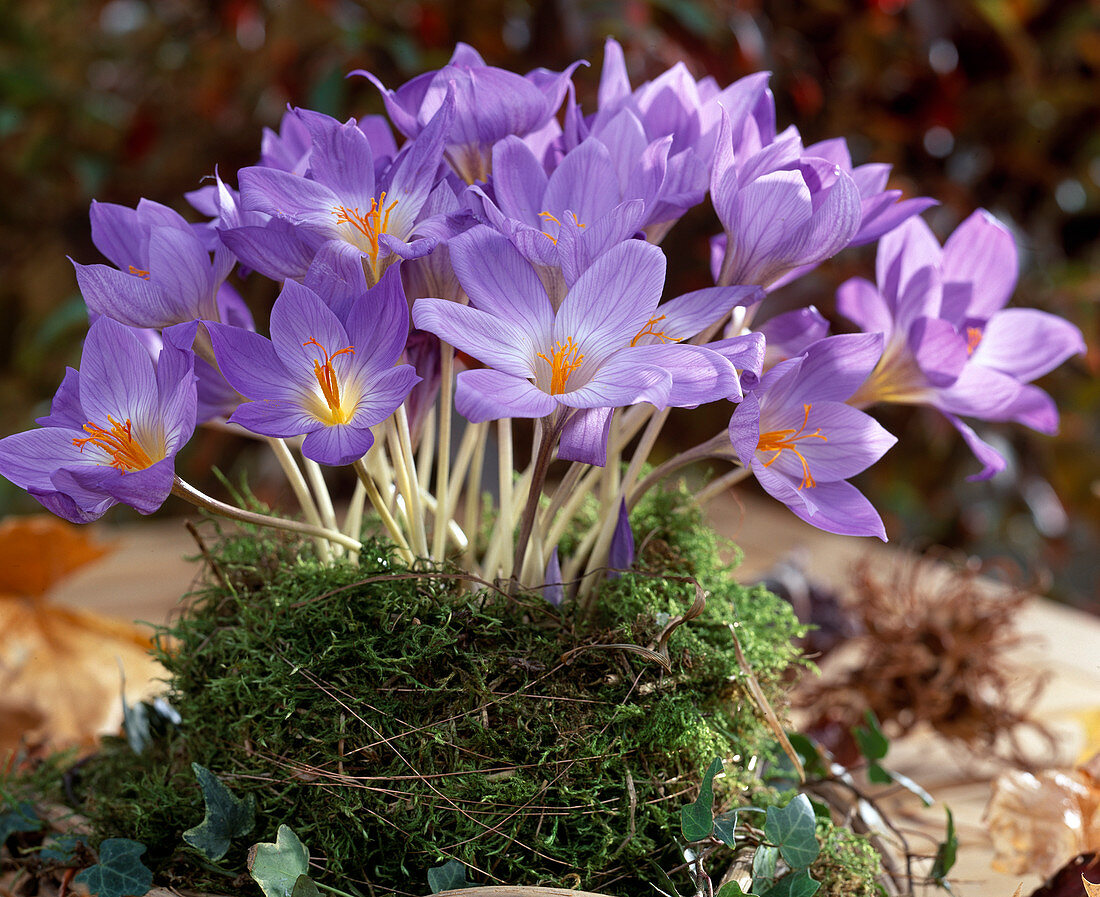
[73,839,153,897]
[931,807,957,882]
[867,761,893,785]
[751,844,779,892]
[853,710,888,762]
[248,825,310,897]
[650,862,683,897]
[785,733,828,779]
[183,763,257,861]
[713,809,740,846]
[680,757,723,842]
[291,874,322,897]
[0,800,42,845]
[41,834,87,864]
[764,795,820,869]
[427,857,473,892]
[716,882,757,897]
[760,869,820,897]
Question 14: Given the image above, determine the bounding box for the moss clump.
[65,490,866,895]
[812,824,884,897]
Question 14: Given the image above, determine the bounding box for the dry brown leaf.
[985,758,1100,879]
[0,516,166,754]
[1085,875,1100,896]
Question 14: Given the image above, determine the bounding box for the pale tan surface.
[49,499,1100,895]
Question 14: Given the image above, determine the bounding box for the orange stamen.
[128,265,150,279]
[537,337,584,395]
[333,192,399,262]
[537,210,585,245]
[303,337,356,424]
[756,404,827,489]
[966,326,983,356]
[630,314,673,347]
[72,416,154,472]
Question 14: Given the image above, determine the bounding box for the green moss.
[812,824,884,897]
[52,490,872,895]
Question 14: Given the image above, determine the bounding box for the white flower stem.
[464,428,488,575]
[302,458,340,555]
[342,477,366,564]
[171,477,362,553]
[394,405,428,558]
[695,465,752,506]
[351,458,415,565]
[432,344,455,561]
[416,406,437,499]
[264,436,331,563]
[495,418,514,579]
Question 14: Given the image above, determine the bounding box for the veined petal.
[295,109,376,208]
[620,343,740,407]
[228,398,321,439]
[301,422,376,466]
[412,297,540,378]
[555,356,671,409]
[754,465,888,540]
[941,412,1007,481]
[544,138,621,225]
[491,135,548,224]
[454,369,557,422]
[71,456,175,515]
[558,406,614,465]
[836,276,894,337]
[239,166,341,231]
[907,317,968,387]
[73,261,181,329]
[996,383,1059,434]
[343,265,411,375]
[77,318,159,433]
[89,201,146,271]
[972,307,1086,382]
[148,226,216,318]
[207,322,299,402]
[654,286,763,341]
[940,209,1018,319]
[36,367,84,430]
[268,280,353,376]
[217,219,319,283]
[350,364,421,428]
[876,215,941,307]
[932,364,1022,418]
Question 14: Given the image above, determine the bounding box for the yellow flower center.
[72,416,155,472]
[756,404,827,490]
[537,337,584,395]
[128,265,150,280]
[303,337,356,425]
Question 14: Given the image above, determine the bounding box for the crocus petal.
[971,308,1086,383]
[907,317,968,387]
[303,240,370,321]
[89,201,146,271]
[207,322,301,402]
[239,166,340,231]
[543,547,564,606]
[448,226,555,336]
[932,365,1023,419]
[941,412,1007,481]
[412,297,540,378]
[268,280,354,377]
[836,276,894,337]
[73,262,180,329]
[301,422,376,466]
[72,457,175,515]
[558,406,613,465]
[77,318,159,431]
[228,399,320,439]
[654,286,763,341]
[295,110,376,207]
[623,344,740,407]
[343,265,411,376]
[36,368,84,430]
[763,401,896,483]
[217,219,319,282]
[597,37,631,110]
[777,333,884,405]
[491,136,549,224]
[350,365,421,428]
[995,384,1059,434]
[875,215,941,307]
[454,369,557,422]
[556,356,671,410]
[754,464,888,540]
[544,139,622,225]
[940,209,1018,319]
[0,428,93,493]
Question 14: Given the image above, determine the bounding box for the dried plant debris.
[795,552,1050,764]
[985,754,1100,881]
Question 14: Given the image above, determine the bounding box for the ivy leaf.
[751,844,779,892]
[73,839,153,897]
[183,763,257,861]
[291,874,322,897]
[0,800,41,845]
[681,757,723,842]
[248,825,310,897]
[41,834,88,864]
[931,807,957,883]
[764,795,820,869]
[427,857,475,892]
[716,882,757,897]
[853,711,888,762]
[785,733,828,780]
[760,869,820,897]
[650,862,683,897]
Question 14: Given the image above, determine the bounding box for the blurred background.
[0,0,1096,604]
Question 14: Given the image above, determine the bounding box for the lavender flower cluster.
[0,42,1085,589]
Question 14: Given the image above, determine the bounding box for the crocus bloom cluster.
[0,42,1086,579]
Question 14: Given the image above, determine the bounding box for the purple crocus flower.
[353,43,581,184]
[709,113,863,288]
[838,211,1086,478]
[230,97,454,287]
[206,273,420,466]
[729,333,897,539]
[577,38,775,237]
[413,231,747,465]
[0,318,198,523]
[543,547,564,606]
[72,199,235,329]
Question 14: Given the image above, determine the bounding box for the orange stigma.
[756,404,827,489]
[333,192,399,268]
[304,337,356,424]
[72,416,154,472]
[630,314,672,347]
[537,337,584,395]
[966,326,983,356]
[128,265,150,280]
[537,211,585,245]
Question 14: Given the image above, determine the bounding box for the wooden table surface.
[42,497,1100,897]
